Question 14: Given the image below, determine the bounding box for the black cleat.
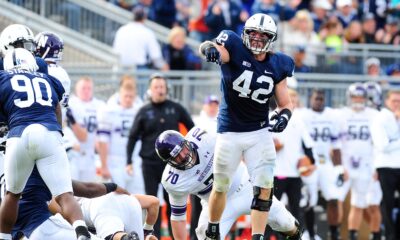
[204,230,220,240]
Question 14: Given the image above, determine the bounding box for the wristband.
[280,108,292,120]
[143,223,154,231]
[103,182,117,193]
[334,165,345,174]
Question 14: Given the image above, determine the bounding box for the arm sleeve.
[127,110,143,165]
[168,190,189,221]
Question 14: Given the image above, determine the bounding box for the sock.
[371,231,381,240]
[305,208,315,237]
[0,233,12,240]
[206,222,220,238]
[73,220,90,238]
[348,230,357,240]
[329,225,339,240]
[251,233,264,240]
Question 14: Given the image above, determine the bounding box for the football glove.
[269,108,291,133]
[199,41,221,64]
[66,108,76,125]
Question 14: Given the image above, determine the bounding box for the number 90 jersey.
[215,30,294,133]
[0,70,64,137]
[162,126,247,221]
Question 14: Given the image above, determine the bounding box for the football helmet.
[0,24,35,56]
[155,130,197,170]
[35,31,64,62]
[242,13,277,54]
[364,81,382,109]
[347,82,367,110]
[3,48,39,72]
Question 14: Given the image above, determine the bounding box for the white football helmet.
[3,48,39,72]
[242,13,277,54]
[347,82,367,111]
[0,24,36,57]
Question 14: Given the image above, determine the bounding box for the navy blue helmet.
[34,32,64,62]
[155,130,196,170]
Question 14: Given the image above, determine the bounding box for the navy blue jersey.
[12,166,52,239]
[0,57,48,75]
[215,30,294,133]
[0,69,64,137]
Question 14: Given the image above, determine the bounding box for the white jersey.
[97,104,138,163]
[162,127,248,221]
[79,193,144,240]
[47,63,71,107]
[300,107,341,166]
[338,107,378,178]
[273,110,315,177]
[68,96,105,168]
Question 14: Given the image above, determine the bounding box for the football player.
[0,24,48,74]
[156,128,303,240]
[68,76,105,181]
[97,77,144,194]
[0,48,91,240]
[198,13,294,239]
[299,89,345,240]
[336,83,382,240]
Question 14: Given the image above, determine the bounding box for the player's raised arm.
[134,194,160,238]
[199,40,230,64]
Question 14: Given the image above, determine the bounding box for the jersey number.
[11,75,52,108]
[347,125,369,140]
[312,127,331,142]
[166,171,179,184]
[233,70,273,104]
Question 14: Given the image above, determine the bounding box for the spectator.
[188,0,211,42]
[375,15,400,45]
[126,74,194,238]
[113,5,168,70]
[293,45,311,74]
[111,0,136,10]
[335,0,359,29]
[148,0,177,28]
[362,12,378,44]
[251,0,297,23]
[283,10,321,67]
[175,0,192,28]
[386,62,400,77]
[204,0,248,38]
[342,21,364,73]
[365,57,382,76]
[319,15,343,68]
[310,0,333,32]
[370,90,400,240]
[162,26,202,70]
[357,1,387,29]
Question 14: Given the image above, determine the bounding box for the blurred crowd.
[108,0,400,75]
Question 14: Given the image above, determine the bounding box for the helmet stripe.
[12,49,17,67]
[260,15,265,26]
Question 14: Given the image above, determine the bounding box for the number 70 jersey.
[0,70,64,137]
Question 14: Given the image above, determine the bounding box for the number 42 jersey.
[0,69,64,137]
[162,126,248,220]
[215,30,294,133]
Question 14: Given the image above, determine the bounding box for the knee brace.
[251,186,273,212]
[213,173,230,193]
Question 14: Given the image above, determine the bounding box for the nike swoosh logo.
[264,70,273,74]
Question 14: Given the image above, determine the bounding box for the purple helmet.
[155,130,196,170]
[34,32,63,62]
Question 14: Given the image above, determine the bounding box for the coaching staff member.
[126,73,194,238]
